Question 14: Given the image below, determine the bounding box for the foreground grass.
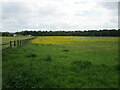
[2,36,119,88]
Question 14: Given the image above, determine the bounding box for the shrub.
[46,55,52,62]
[26,53,37,58]
[63,49,69,52]
[71,60,92,72]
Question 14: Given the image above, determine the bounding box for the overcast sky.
[0,0,119,32]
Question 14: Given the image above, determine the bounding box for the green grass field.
[2,36,119,88]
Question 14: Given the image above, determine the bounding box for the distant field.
[2,36,119,88]
[0,36,34,49]
[32,36,118,45]
[0,36,34,44]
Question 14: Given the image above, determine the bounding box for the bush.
[46,55,52,62]
[26,53,37,58]
[63,49,69,52]
[71,60,92,72]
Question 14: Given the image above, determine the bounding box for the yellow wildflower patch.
[31,36,118,45]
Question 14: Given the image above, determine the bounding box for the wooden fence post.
[10,41,12,47]
[17,40,19,46]
[20,40,22,45]
[14,41,16,47]
[22,40,23,44]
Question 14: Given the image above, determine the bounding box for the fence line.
[1,37,36,49]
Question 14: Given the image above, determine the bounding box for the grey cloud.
[2,2,31,29]
[2,2,25,14]
[98,2,118,17]
[2,2,29,19]
[38,5,57,17]
[99,2,118,10]
[75,10,103,17]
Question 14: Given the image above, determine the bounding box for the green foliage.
[1,29,119,36]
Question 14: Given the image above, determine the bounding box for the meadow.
[2,36,119,88]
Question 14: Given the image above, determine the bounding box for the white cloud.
[0,0,118,32]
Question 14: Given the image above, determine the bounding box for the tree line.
[1,29,119,36]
